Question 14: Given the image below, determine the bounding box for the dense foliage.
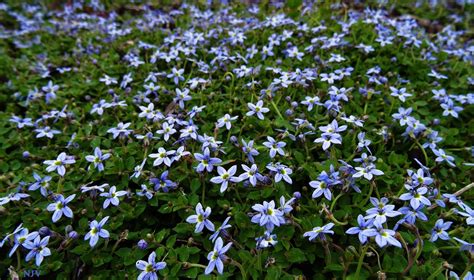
[0,1,473,279]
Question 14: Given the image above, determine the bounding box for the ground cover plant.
[0,0,473,279]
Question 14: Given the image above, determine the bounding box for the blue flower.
[246,100,269,120]
[345,215,374,244]
[43,152,76,176]
[100,186,128,209]
[84,216,110,247]
[174,88,192,109]
[217,114,238,130]
[362,220,401,248]
[278,195,295,214]
[156,122,177,141]
[23,236,51,267]
[138,103,157,120]
[46,194,75,223]
[239,164,263,187]
[433,148,455,167]
[2,225,38,258]
[136,251,166,280]
[356,132,372,153]
[256,231,278,249]
[251,200,285,232]
[455,202,474,225]
[150,171,177,193]
[136,184,154,200]
[314,133,342,150]
[410,168,434,186]
[430,219,452,242]
[399,186,431,209]
[0,192,30,206]
[205,237,232,275]
[28,173,52,197]
[453,237,474,252]
[194,148,222,173]
[209,217,232,243]
[241,139,259,163]
[107,122,133,139]
[309,179,332,200]
[9,115,33,128]
[262,136,286,158]
[365,197,401,224]
[210,166,240,193]
[34,126,60,139]
[186,203,215,233]
[149,147,175,167]
[396,205,428,228]
[440,99,463,118]
[167,67,184,85]
[353,164,384,181]
[392,107,413,126]
[85,147,111,172]
[131,159,147,179]
[303,223,335,241]
[266,162,292,184]
[449,271,472,280]
[390,87,412,102]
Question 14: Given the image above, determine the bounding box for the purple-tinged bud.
[68,231,79,239]
[293,191,301,199]
[39,226,51,237]
[22,151,30,158]
[433,118,440,125]
[137,239,148,250]
[261,176,272,185]
[291,101,298,108]
[285,109,293,116]
[285,96,292,102]
[230,136,238,145]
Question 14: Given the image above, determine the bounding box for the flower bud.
[39,226,51,237]
[293,191,301,199]
[137,239,148,250]
[65,225,73,233]
[230,136,238,145]
[68,231,79,239]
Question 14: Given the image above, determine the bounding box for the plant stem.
[355,245,368,279]
[330,193,344,213]
[183,262,207,269]
[230,259,247,280]
[16,249,21,271]
[270,100,284,120]
[323,241,332,265]
[426,263,446,280]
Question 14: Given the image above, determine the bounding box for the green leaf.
[285,248,306,263]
